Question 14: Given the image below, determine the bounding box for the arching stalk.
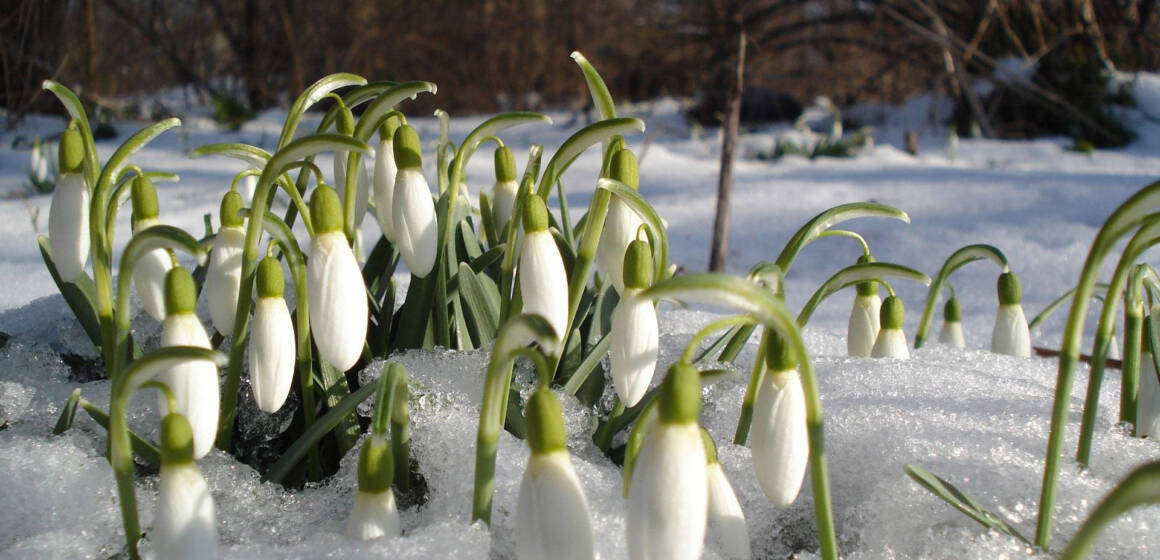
[914,244,1009,349]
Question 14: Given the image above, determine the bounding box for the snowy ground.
[3,73,1160,558]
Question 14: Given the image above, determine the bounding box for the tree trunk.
[709,27,745,273]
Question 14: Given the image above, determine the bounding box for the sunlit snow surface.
[3,77,1160,558]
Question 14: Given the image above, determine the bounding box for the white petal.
[48,173,90,282]
[1137,354,1160,438]
[392,168,438,277]
[750,370,808,508]
[519,230,569,341]
[159,314,220,459]
[847,294,880,357]
[335,153,371,228]
[373,139,398,240]
[990,304,1031,357]
[346,489,401,540]
[133,246,174,321]
[307,231,368,371]
[596,197,644,293]
[239,174,258,206]
[871,328,910,359]
[516,451,594,560]
[627,422,707,560]
[938,320,965,348]
[249,297,296,413]
[491,180,518,235]
[204,226,246,336]
[610,289,659,407]
[707,463,750,559]
[153,462,218,560]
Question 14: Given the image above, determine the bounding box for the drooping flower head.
[373,118,401,241]
[307,184,368,372]
[701,429,750,559]
[871,295,909,359]
[346,435,400,540]
[991,272,1031,357]
[249,256,295,413]
[333,101,371,229]
[519,195,569,343]
[48,125,89,282]
[516,388,594,560]
[391,124,438,278]
[204,189,246,336]
[490,144,520,236]
[610,240,659,407]
[847,254,881,357]
[130,174,173,321]
[938,294,965,348]
[596,148,645,293]
[158,267,220,460]
[153,412,219,560]
[751,331,808,508]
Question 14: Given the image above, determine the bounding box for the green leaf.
[53,389,82,435]
[79,398,160,467]
[353,82,438,142]
[279,73,367,148]
[562,333,610,395]
[1060,460,1160,559]
[96,118,182,201]
[914,244,1009,348]
[265,379,378,483]
[798,262,931,325]
[905,464,1032,545]
[188,142,270,168]
[319,360,360,455]
[537,118,645,200]
[1028,283,1110,330]
[42,80,99,186]
[458,263,500,345]
[775,202,910,273]
[571,52,616,121]
[38,236,102,351]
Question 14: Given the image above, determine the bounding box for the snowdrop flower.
[702,430,749,559]
[938,295,965,348]
[333,103,371,228]
[990,272,1031,357]
[871,296,909,359]
[158,267,220,460]
[373,119,400,241]
[627,362,707,560]
[610,240,659,407]
[153,413,218,560]
[750,332,808,508]
[307,185,368,372]
[490,145,519,235]
[29,137,49,185]
[248,257,295,413]
[392,125,438,277]
[515,388,594,560]
[130,175,173,321]
[519,195,569,342]
[346,435,400,540]
[596,149,645,293]
[48,126,88,282]
[846,255,880,357]
[204,190,246,336]
[1137,318,1160,438]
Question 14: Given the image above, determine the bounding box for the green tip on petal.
[131,175,160,221]
[622,239,653,290]
[393,125,423,169]
[256,257,284,299]
[609,149,639,190]
[522,195,549,233]
[337,104,355,136]
[356,437,394,494]
[160,413,195,465]
[379,116,400,143]
[219,190,245,228]
[524,388,566,455]
[310,184,344,234]
[880,295,905,330]
[856,254,877,296]
[764,330,798,371]
[699,428,719,465]
[494,145,517,182]
[997,272,1021,306]
[164,267,197,316]
[658,362,701,425]
[944,296,961,322]
[58,125,84,174]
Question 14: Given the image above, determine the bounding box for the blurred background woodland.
[2,0,1158,145]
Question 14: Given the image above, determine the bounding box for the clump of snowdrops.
[37,51,1160,560]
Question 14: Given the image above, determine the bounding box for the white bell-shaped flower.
[702,431,750,559]
[158,268,220,460]
[346,436,401,540]
[938,296,965,348]
[627,363,707,560]
[490,145,519,236]
[30,137,49,184]
[373,121,399,241]
[610,241,658,407]
[204,191,246,336]
[847,290,881,357]
[596,149,644,293]
[1137,323,1160,438]
[307,185,368,372]
[248,257,296,413]
[130,176,172,321]
[48,127,89,282]
[516,389,594,560]
[990,272,1031,357]
[871,296,910,359]
[153,413,218,560]
[750,333,809,508]
[391,125,438,278]
[518,195,569,342]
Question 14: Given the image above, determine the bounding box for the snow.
[3,74,1160,558]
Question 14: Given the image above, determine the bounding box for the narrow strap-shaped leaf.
[264,379,378,483]
[352,82,438,142]
[79,398,160,467]
[798,263,931,325]
[905,464,1033,545]
[38,236,102,350]
[571,51,616,121]
[1060,461,1160,559]
[42,80,99,186]
[1029,283,1110,330]
[318,360,360,455]
[278,73,367,148]
[458,263,500,344]
[188,142,270,168]
[561,332,611,395]
[774,202,910,273]
[537,118,645,200]
[53,389,83,435]
[915,244,1009,349]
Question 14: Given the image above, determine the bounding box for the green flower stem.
[472,314,557,525]
[42,80,99,187]
[498,167,538,322]
[1121,298,1143,433]
[733,328,768,445]
[593,398,624,451]
[641,274,838,559]
[534,118,644,201]
[816,229,870,255]
[1028,283,1110,331]
[693,262,783,364]
[1059,461,1160,560]
[774,202,909,273]
[141,380,178,412]
[1074,216,1160,465]
[1036,179,1160,550]
[682,315,757,364]
[914,244,1009,349]
[797,262,929,325]
[390,369,411,491]
[276,73,367,150]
